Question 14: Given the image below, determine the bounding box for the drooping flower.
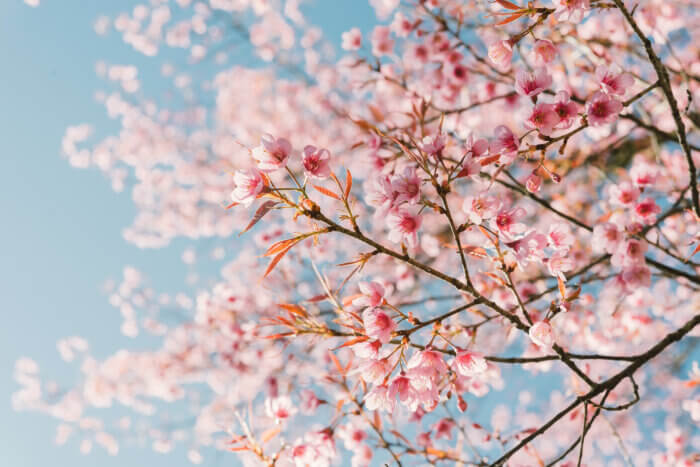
[488,39,513,69]
[515,67,552,97]
[362,308,396,343]
[452,350,488,377]
[252,134,292,172]
[432,418,456,440]
[586,91,622,127]
[364,384,394,412]
[532,39,558,66]
[230,168,265,206]
[490,125,519,160]
[301,145,331,179]
[554,0,590,23]
[529,321,555,349]
[354,281,387,308]
[386,208,421,247]
[406,349,448,382]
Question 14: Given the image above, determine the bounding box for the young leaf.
[494,0,521,10]
[344,169,353,199]
[313,184,341,200]
[240,201,279,235]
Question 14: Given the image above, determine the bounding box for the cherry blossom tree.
[13,0,700,466]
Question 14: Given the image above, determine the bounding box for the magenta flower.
[586,91,623,126]
[301,145,331,179]
[634,198,661,225]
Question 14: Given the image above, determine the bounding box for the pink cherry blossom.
[452,350,488,377]
[364,385,394,412]
[371,25,394,56]
[634,198,661,225]
[553,91,580,129]
[493,207,527,239]
[609,181,641,206]
[463,195,501,225]
[490,125,519,159]
[231,168,265,206]
[526,102,560,136]
[596,66,635,96]
[265,395,297,423]
[529,321,555,349]
[488,39,513,69]
[554,0,590,23]
[362,308,396,343]
[301,145,331,179]
[515,67,552,97]
[355,281,387,308]
[586,91,623,126]
[592,222,622,253]
[252,134,292,172]
[532,39,558,66]
[386,208,421,247]
[341,28,362,51]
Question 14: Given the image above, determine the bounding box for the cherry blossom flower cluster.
[15,0,700,466]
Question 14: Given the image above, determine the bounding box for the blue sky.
[0,1,374,466]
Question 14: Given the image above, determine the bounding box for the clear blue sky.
[0,1,373,466]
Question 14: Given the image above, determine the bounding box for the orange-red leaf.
[263,242,297,278]
[279,303,307,317]
[260,427,281,444]
[689,242,700,259]
[240,201,278,235]
[329,352,345,375]
[313,184,341,200]
[494,0,521,10]
[480,154,501,166]
[494,12,524,26]
[557,276,567,299]
[344,169,353,199]
[334,336,369,350]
